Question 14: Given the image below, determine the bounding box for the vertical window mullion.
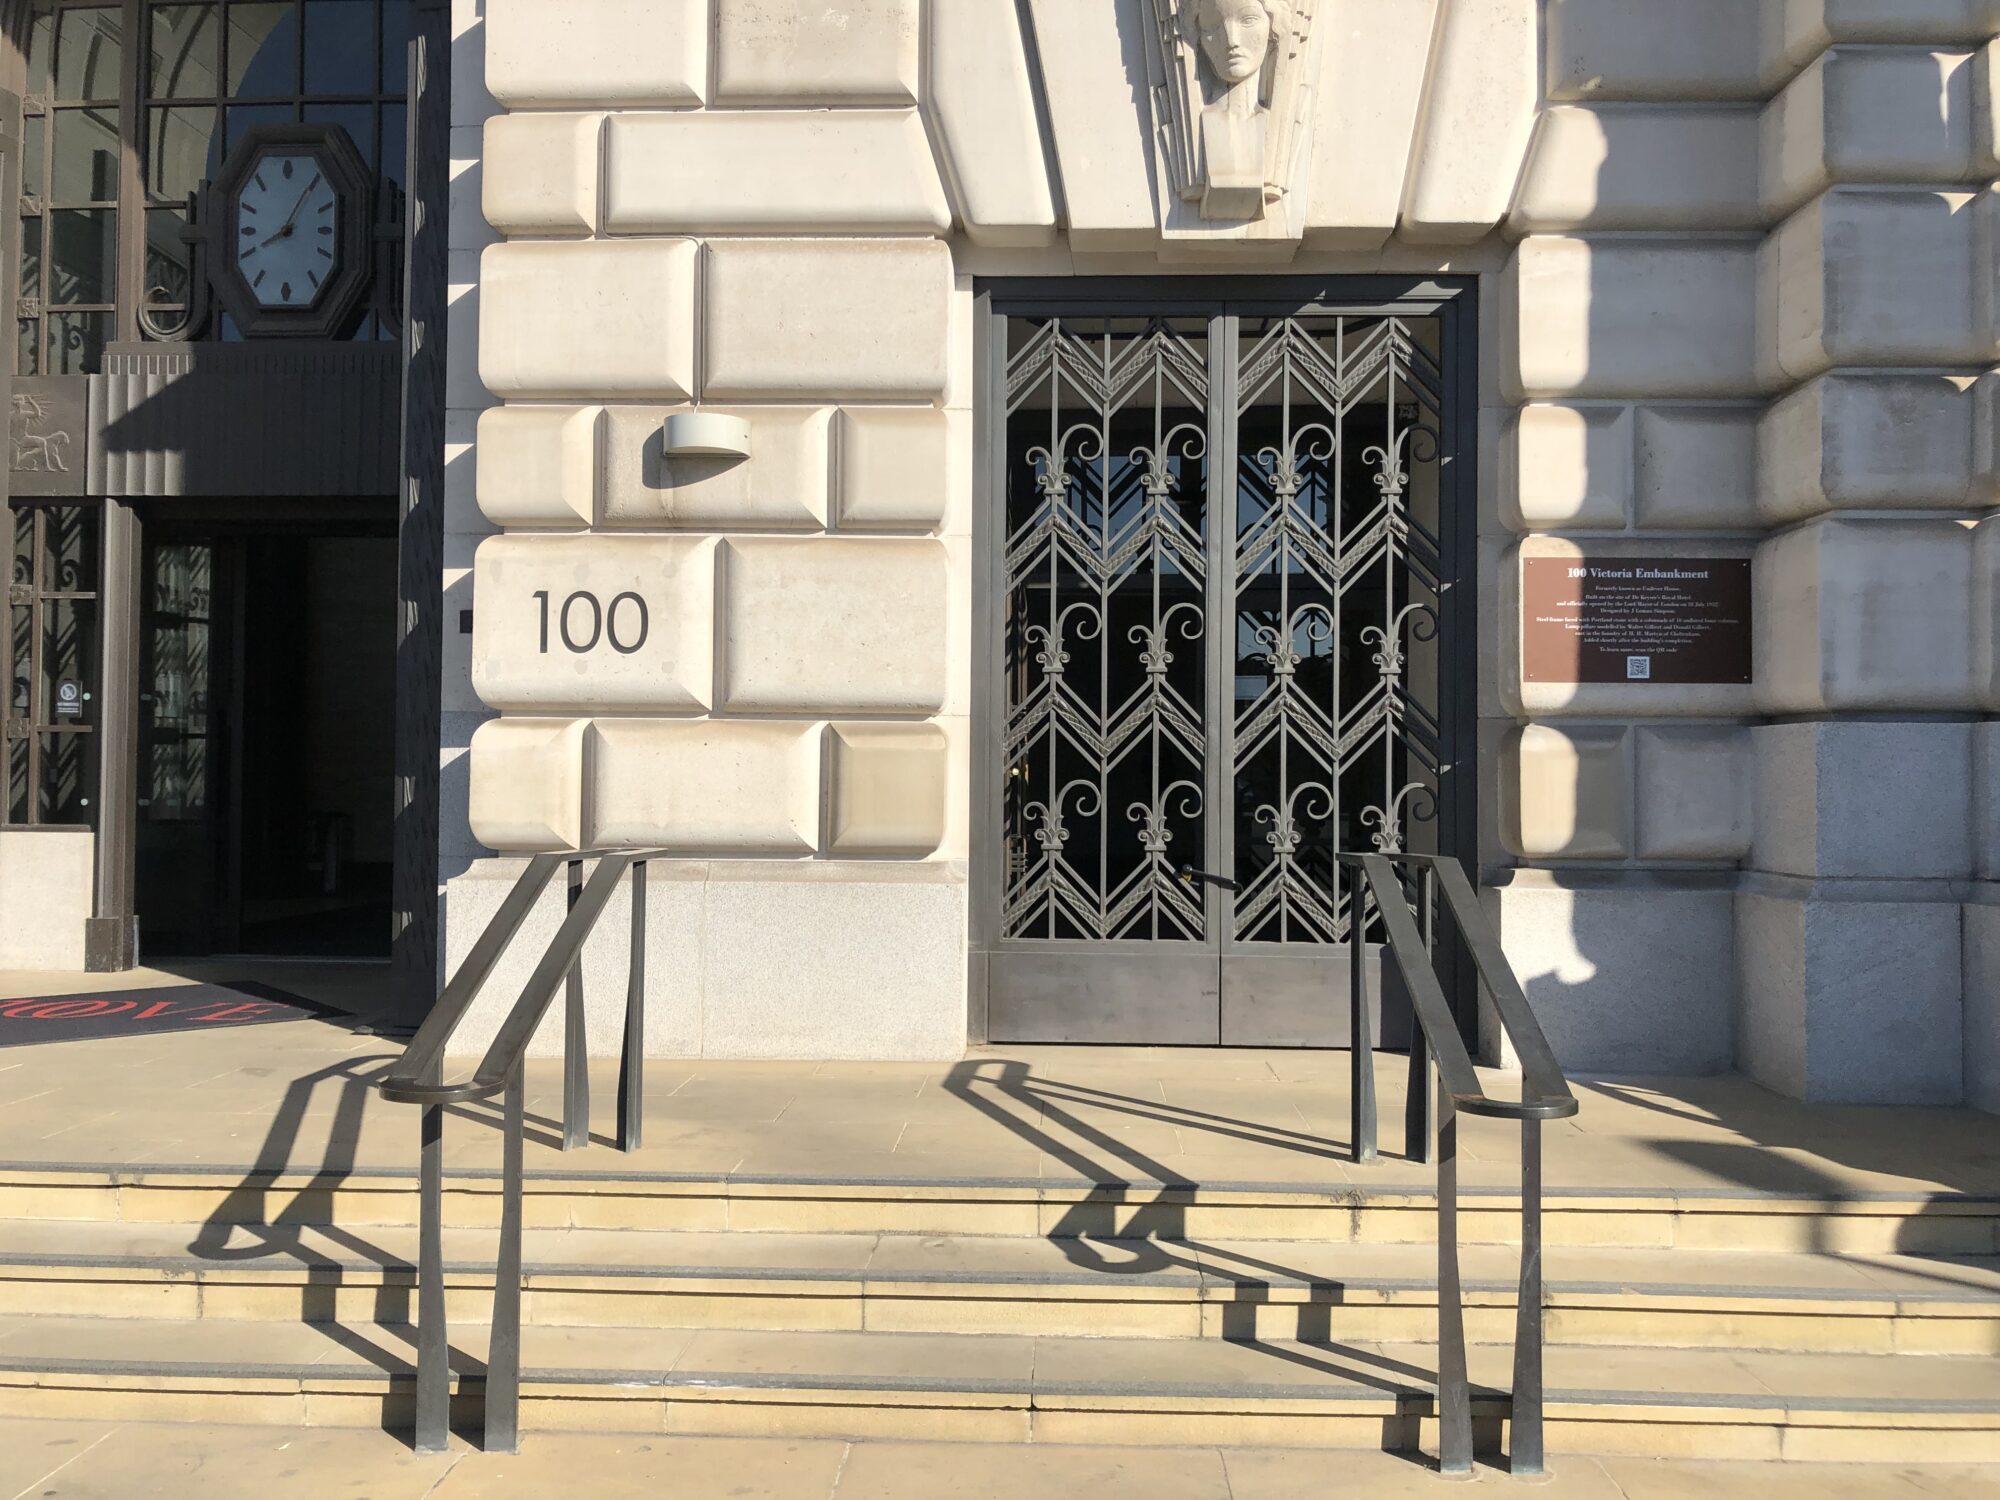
[24,509,45,824]
[113,0,142,340]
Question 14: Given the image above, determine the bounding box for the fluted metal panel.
[88,343,400,497]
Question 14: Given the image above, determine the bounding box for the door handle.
[1177,864,1241,894]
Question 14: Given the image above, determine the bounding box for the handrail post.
[617,860,646,1152]
[562,857,589,1151]
[1512,1115,1547,1476]
[485,1059,525,1453]
[1348,859,1376,1164]
[1436,1092,1473,1475]
[413,1075,449,1452]
[1406,861,1436,1165]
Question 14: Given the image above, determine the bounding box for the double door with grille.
[977,287,1476,1046]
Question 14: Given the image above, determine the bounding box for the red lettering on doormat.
[0,998,140,1019]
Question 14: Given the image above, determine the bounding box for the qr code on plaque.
[1626,656,1652,680]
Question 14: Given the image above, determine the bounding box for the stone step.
[5,1165,1996,1253]
[0,1315,1995,1462]
[2,1220,1996,1355]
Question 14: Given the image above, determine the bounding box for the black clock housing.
[206,123,373,339]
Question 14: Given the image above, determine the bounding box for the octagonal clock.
[206,123,372,338]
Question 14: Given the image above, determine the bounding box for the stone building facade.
[441,0,2000,1106]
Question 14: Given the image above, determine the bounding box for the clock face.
[233,151,340,310]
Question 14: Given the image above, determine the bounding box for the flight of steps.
[1,1163,1997,1463]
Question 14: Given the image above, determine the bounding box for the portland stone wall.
[1499,0,2000,1100]
[445,0,969,1059]
[442,1,2000,1090]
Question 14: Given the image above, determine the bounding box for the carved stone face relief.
[1146,0,1316,230]
[1196,0,1274,87]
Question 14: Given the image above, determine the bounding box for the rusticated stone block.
[1762,47,1980,217]
[718,538,947,714]
[1545,0,1767,102]
[480,113,601,237]
[1301,0,1436,248]
[1499,722,1631,860]
[1633,405,1761,529]
[826,723,948,855]
[1752,720,1973,880]
[712,0,917,106]
[1975,513,2000,710]
[485,0,706,108]
[0,828,91,969]
[925,0,1056,247]
[466,717,586,852]
[1634,724,1753,862]
[1753,516,1977,713]
[602,406,831,531]
[836,408,950,533]
[1499,404,1631,530]
[587,719,821,854]
[1738,891,1964,1105]
[1759,189,1988,386]
[1968,898,2000,1114]
[1502,236,1761,401]
[475,406,598,529]
[1495,879,1735,1074]
[479,241,696,401]
[1400,0,1537,242]
[1757,372,1981,524]
[471,534,717,713]
[702,239,952,402]
[1510,105,1763,233]
[1773,1,1991,76]
[604,111,947,235]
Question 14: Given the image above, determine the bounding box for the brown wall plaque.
[1522,556,1752,685]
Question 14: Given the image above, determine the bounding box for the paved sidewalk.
[2,962,1997,1200]
[0,1420,1991,1499]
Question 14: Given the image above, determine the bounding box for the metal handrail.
[377,848,665,1454]
[1341,851,1578,1479]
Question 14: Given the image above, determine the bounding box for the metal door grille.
[1002,316,1212,941]
[1230,313,1444,944]
[998,307,1449,952]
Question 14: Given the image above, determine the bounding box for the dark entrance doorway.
[135,511,397,957]
[976,282,1478,1046]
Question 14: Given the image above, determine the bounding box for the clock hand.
[257,182,317,248]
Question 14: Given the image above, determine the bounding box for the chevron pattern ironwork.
[999,311,1446,952]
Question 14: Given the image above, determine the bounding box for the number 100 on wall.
[533,589,650,656]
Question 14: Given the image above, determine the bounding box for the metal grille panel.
[999,309,1447,953]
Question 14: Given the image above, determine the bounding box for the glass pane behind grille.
[1002,318,1211,942]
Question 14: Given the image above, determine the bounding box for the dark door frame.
[969,275,1481,1047]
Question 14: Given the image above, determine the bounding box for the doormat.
[0,982,351,1047]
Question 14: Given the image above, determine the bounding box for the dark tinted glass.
[302,1,372,94]
[151,5,222,98]
[51,107,119,204]
[48,209,116,304]
[56,7,123,101]
[48,310,111,373]
[228,2,298,95]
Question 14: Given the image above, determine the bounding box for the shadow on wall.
[1490,62,1755,1093]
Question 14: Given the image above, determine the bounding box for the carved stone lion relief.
[1146,0,1317,227]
